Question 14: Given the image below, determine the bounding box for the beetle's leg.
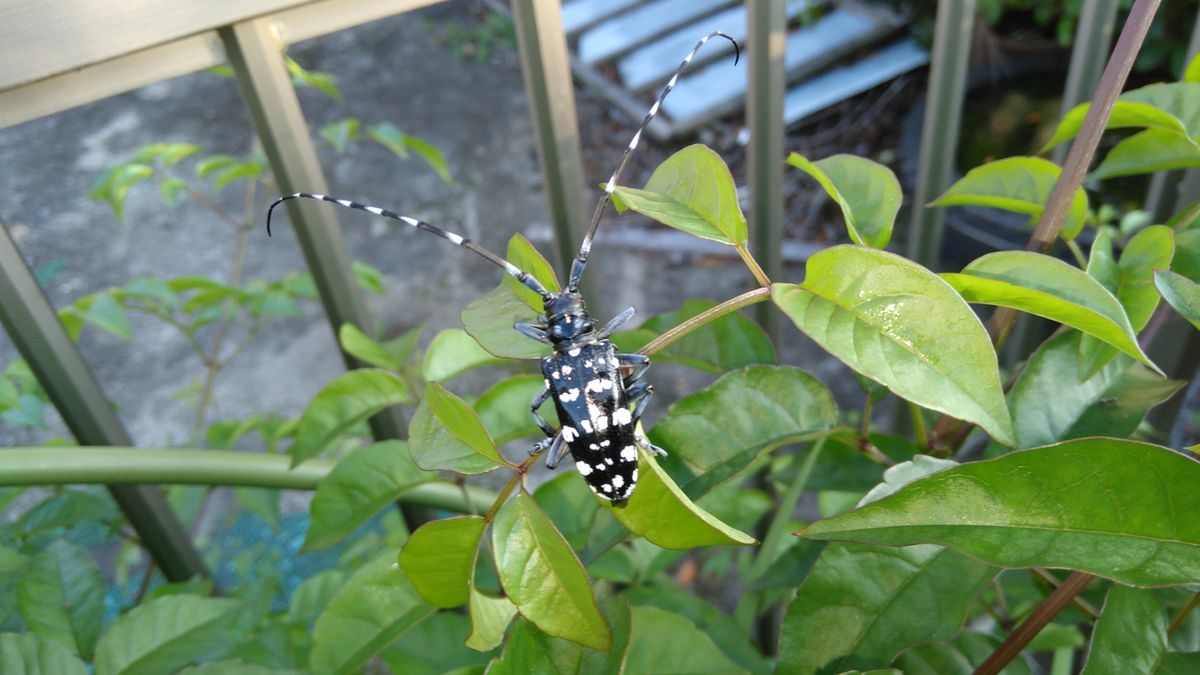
[515,322,552,344]
[635,431,668,459]
[529,384,555,438]
[626,381,654,420]
[545,433,572,469]
[529,431,564,465]
[595,307,635,339]
[617,352,650,385]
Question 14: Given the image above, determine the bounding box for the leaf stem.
[736,243,772,287]
[974,571,1094,675]
[746,437,826,583]
[860,397,874,440]
[1168,590,1200,636]
[1171,198,1200,233]
[1065,238,1088,268]
[909,403,929,450]
[638,286,772,356]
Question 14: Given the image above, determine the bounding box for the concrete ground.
[0,1,857,458]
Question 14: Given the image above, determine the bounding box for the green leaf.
[304,440,430,551]
[17,541,105,659]
[177,660,301,675]
[931,156,1089,239]
[286,569,344,628]
[368,125,455,185]
[66,292,132,341]
[19,490,120,538]
[787,153,901,248]
[486,587,629,674]
[502,234,560,311]
[625,606,747,674]
[2,394,46,429]
[462,285,549,360]
[398,516,487,608]
[93,595,241,675]
[533,470,598,551]
[800,438,1200,586]
[194,155,238,178]
[0,633,88,675]
[1186,52,1200,83]
[893,631,1031,674]
[610,144,747,245]
[1155,269,1200,330]
[1091,129,1200,180]
[492,492,610,650]
[320,118,359,153]
[422,328,505,382]
[285,57,342,100]
[381,612,491,674]
[943,251,1159,372]
[366,122,411,159]
[777,543,994,674]
[1082,585,1175,674]
[408,382,508,474]
[352,261,386,295]
[90,163,153,221]
[476,375,558,445]
[772,247,1014,446]
[1043,99,1192,151]
[289,369,410,466]
[233,487,280,529]
[212,161,263,191]
[310,551,435,674]
[1009,332,1183,448]
[337,323,400,371]
[466,588,517,652]
[626,586,771,674]
[159,178,187,206]
[629,299,775,373]
[649,365,837,493]
[610,445,756,548]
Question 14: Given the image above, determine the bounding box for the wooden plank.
[561,0,643,36]
[783,38,929,124]
[617,0,819,91]
[662,8,891,133]
[577,0,736,66]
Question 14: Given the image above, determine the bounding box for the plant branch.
[638,286,772,356]
[1168,591,1200,636]
[736,243,772,287]
[974,571,1094,675]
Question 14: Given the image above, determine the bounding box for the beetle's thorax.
[543,291,596,348]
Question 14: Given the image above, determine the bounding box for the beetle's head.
[544,291,594,343]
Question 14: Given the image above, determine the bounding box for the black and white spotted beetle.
[267,32,738,504]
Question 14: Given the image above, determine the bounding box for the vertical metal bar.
[510,0,588,276]
[219,19,408,443]
[0,220,207,581]
[906,0,976,269]
[1052,0,1120,166]
[747,0,786,337]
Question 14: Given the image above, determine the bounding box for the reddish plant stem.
[974,572,1094,675]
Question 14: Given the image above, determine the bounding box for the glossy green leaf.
[931,157,1089,239]
[398,516,486,608]
[1155,270,1200,330]
[502,234,559,311]
[194,154,237,178]
[893,631,1031,674]
[610,445,756,548]
[778,543,994,674]
[626,586,771,674]
[625,606,746,674]
[610,144,747,245]
[1091,129,1200,180]
[0,633,88,675]
[233,487,279,529]
[289,369,410,466]
[310,551,435,674]
[649,365,837,493]
[462,284,549,360]
[943,251,1158,372]
[381,612,491,674]
[422,328,505,382]
[1082,585,1176,674]
[408,382,508,474]
[1043,99,1192,151]
[627,299,775,373]
[1173,228,1200,279]
[533,470,598,551]
[788,152,901,248]
[212,160,264,191]
[93,595,241,675]
[801,438,1200,586]
[338,323,401,371]
[475,375,557,445]
[487,589,630,674]
[466,588,517,652]
[1010,332,1183,448]
[304,440,431,551]
[492,492,610,650]
[177,660,301,675]
[18,540,105,658]
[286,569,344,627]
[772,247,1014,446]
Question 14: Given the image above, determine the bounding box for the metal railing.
[1,0,1198,582]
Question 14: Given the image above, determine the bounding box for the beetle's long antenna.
[567,31,739,291]
[268,193,552,299]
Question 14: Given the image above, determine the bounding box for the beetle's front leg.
[625,381,667,459]
[617,352,650,386]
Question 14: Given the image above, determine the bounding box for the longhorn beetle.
[267,32,739,505]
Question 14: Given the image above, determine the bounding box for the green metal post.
[906,0,976,269]
[0,220,207,581]
[747,0,786,337]
[218,19,407,444]
[1052,0,1120,166]
[510,0,588,277]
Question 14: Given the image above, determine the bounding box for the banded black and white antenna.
[565,30,740,292]
[266,192,552,299]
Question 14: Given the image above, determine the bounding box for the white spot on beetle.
[601,440,611,447]
[568,348,581,357]
[584,359,593,368]
[580,420,593,434]
[543,379,550,388]
[562,365,573,376]
[631,468,639,483]
[559,388,580,403]
[585,378,613,393]
[613,408,633,426]
[601,483,613,493]
[589,443,599,450]
[561,426,578,442]
[595,415,608,431]
[576,461,592,476]
[621,446,637,462]
[611,475,625,489]
[594,463,606,472]
[605,457,614,465]
[552,371,560,380]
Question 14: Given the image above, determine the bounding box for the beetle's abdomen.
[542,342,638,502]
